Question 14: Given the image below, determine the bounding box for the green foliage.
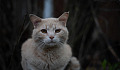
[102,59,107,70]
[102,59,120,70]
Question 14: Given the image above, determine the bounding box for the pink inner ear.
[59,17,66,21]
[33,19,41,27]
[34,21,39,26]
[59,12,69,23]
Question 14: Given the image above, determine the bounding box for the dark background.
[0,0,120,70]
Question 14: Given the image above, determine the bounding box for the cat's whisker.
[40,42,45,49]
[37,42,43,46]
[38,40,44,43]
[57,42,63,47]
[34,41,45,50]
[59,40,64,44]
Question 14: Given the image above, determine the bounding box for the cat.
[21,12,80,70]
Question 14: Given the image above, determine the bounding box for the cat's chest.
[28,51,69,70]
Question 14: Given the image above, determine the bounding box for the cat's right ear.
[58,12,69,26]
[29,14,41,28]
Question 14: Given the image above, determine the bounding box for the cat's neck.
[33,43,64,59]
[33,40,63,53]
[41,45,62,53]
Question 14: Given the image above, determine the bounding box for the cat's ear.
[58,12,69,26]
[29,14,41,28]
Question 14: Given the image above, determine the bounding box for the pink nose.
[49,36,54,39]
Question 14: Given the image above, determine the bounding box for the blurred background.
[0,0,120,70]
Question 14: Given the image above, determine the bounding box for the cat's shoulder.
[64,43,72,54]
[64,43,71,49]
[22,38,33,45]
[21,38,33,49]
[21,38,34,59]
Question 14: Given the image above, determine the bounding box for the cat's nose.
[49,36,54,40]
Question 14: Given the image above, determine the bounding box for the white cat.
[21,12,80,70]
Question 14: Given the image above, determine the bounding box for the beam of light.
[43,0,53,18]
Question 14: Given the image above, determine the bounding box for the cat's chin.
[42,43,59,50]
[45,42,57,46]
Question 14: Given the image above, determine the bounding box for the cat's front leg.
[67,57,80,70]
[21,59,35,70]
[56,66,66,70]
[21,59,30,70]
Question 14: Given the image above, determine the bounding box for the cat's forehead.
[39,18,62,29]
[42,18,58,24]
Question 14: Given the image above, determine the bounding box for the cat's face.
[30,12,69,48]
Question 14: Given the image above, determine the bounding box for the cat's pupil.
[41,29,47,33]
[55,29,61,33]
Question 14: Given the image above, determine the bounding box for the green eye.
[55,29,61,33]
[41,29,47,33]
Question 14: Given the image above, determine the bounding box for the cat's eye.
[55,29,61,33]
[41,29,47,33]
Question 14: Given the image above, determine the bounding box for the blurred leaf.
[113,63,118,70]
[102,59,107,70]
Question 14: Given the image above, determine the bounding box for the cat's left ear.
[29,14,41,28]
[58,12,69,26]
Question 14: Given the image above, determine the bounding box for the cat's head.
[30,12,69,49]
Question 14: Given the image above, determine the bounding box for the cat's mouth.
[50,40,55,43]
[46,41,57,46]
